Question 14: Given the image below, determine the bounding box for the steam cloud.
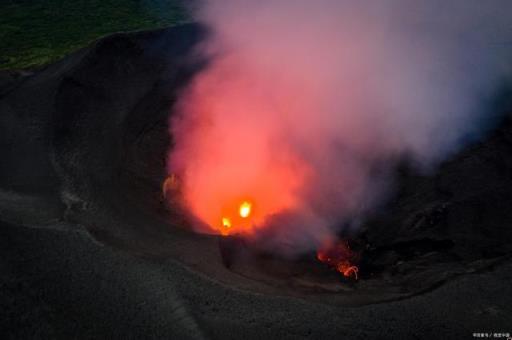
[168,0,512,255]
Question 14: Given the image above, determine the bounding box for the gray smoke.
[169,0,512,255]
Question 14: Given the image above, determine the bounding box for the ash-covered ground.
[0,24,511,339]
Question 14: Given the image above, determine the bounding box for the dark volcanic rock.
[0,24,511,339]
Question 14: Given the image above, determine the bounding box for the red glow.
[168,53,312,236]
[316,240,359,280]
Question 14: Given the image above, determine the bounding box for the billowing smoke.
[168,0,512,255]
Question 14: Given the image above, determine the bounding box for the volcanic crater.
[1,24,512,312]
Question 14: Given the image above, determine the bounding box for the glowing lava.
[219,200,254,235]
[317,240,359,280]
[239,201,252,218]
[222,217,232,229]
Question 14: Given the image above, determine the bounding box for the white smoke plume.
[168,0,512,255]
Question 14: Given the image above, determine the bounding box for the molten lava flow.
[239,201,252,218]
[220,200,256,235]
[222,217,232,229]
[316,240,359,280]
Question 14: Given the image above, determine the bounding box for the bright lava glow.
[220,201,253,235]
[239,201,252,218]
[316,240,359,280]
[222,217,232,228]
